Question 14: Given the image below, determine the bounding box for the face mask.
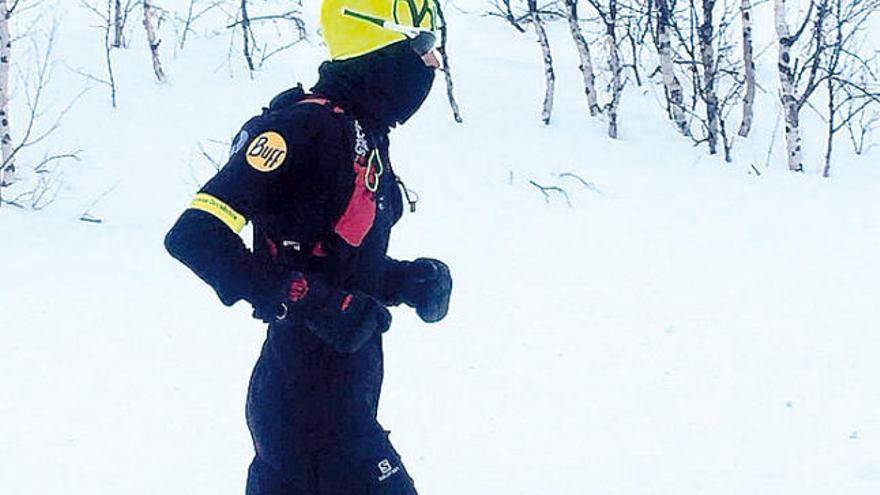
[314,41,436,130]
[381,45,436,125]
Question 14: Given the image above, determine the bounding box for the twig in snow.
[197,141,223,171]
[79,180,121,224]
[558,172,603,194]
[79,214,103,223]
[529,180,572,207]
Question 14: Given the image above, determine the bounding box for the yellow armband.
[189,193,247,234]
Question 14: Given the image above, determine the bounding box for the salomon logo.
[377,458,400,482]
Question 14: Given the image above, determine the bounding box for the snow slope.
[2,2,879,494]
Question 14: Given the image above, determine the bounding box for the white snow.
[1,1,879,494]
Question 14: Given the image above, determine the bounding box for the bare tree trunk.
[698,0,720,155]
[142,0,166,82]
[240,0,255,74]
[529,0,555,125]
[622,19,642,87]
[720,118,734,162]
[435,3,462,123]
[738,0,756,137]
[536,22,555,125]
[606,1,622,139]
[823,74,834,177]
[105,3,118,108]
[113,0,125,48]
[655,0,689,135]
[0,1,13,189]
[774,0,803,171]
[564,0,600,116]
[180,0,196,49]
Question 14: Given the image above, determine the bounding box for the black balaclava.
[312,40,435,133]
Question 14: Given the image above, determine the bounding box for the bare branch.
[529,179,572,207]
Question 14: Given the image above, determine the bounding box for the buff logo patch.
[246,131,287,172]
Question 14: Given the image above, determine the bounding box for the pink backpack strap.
[297,96,345,114]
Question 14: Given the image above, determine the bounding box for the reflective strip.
[190,193,247,233]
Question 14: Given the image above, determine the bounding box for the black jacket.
[165,41,434,314]
[164,85,408,313]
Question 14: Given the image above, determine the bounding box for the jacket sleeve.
[164,121,310,310]
[372,256,409,306]
[165,209,282,307]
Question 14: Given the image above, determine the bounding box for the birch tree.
[701,0,745,162]
[698,0,721,155]
[656,0,743,160]
[769,0,880,173]
[771,0,879,173]
[1,0,15,188]
[587,0,624,138]
[1,20,83,209]
[142,0,166,82]
[564,0,600,116]
[654,0,689,135]
[114,0,124,46]
[605,1,623,138]
[112,0,137,48]
[774,0,814,172]
[527,0,555,124]
[737,0,755,136]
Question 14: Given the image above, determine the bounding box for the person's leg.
[246,456,313,495]
[245,456,286,495]
[246,340,295,471]
[314,429,418,495]
[245,333,317,494]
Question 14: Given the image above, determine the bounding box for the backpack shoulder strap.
[297,95,346,114]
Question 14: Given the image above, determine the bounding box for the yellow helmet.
[320,0,439,61]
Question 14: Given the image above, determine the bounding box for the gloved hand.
[252,272,391,353]
[300,287,391,353]
[394,258,452,323]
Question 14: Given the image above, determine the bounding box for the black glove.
[252,272,391,353]
[392,258,452,323]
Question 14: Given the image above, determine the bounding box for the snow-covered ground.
[2,2,879,494]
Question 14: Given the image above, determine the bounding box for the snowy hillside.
[2,1,879,494]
